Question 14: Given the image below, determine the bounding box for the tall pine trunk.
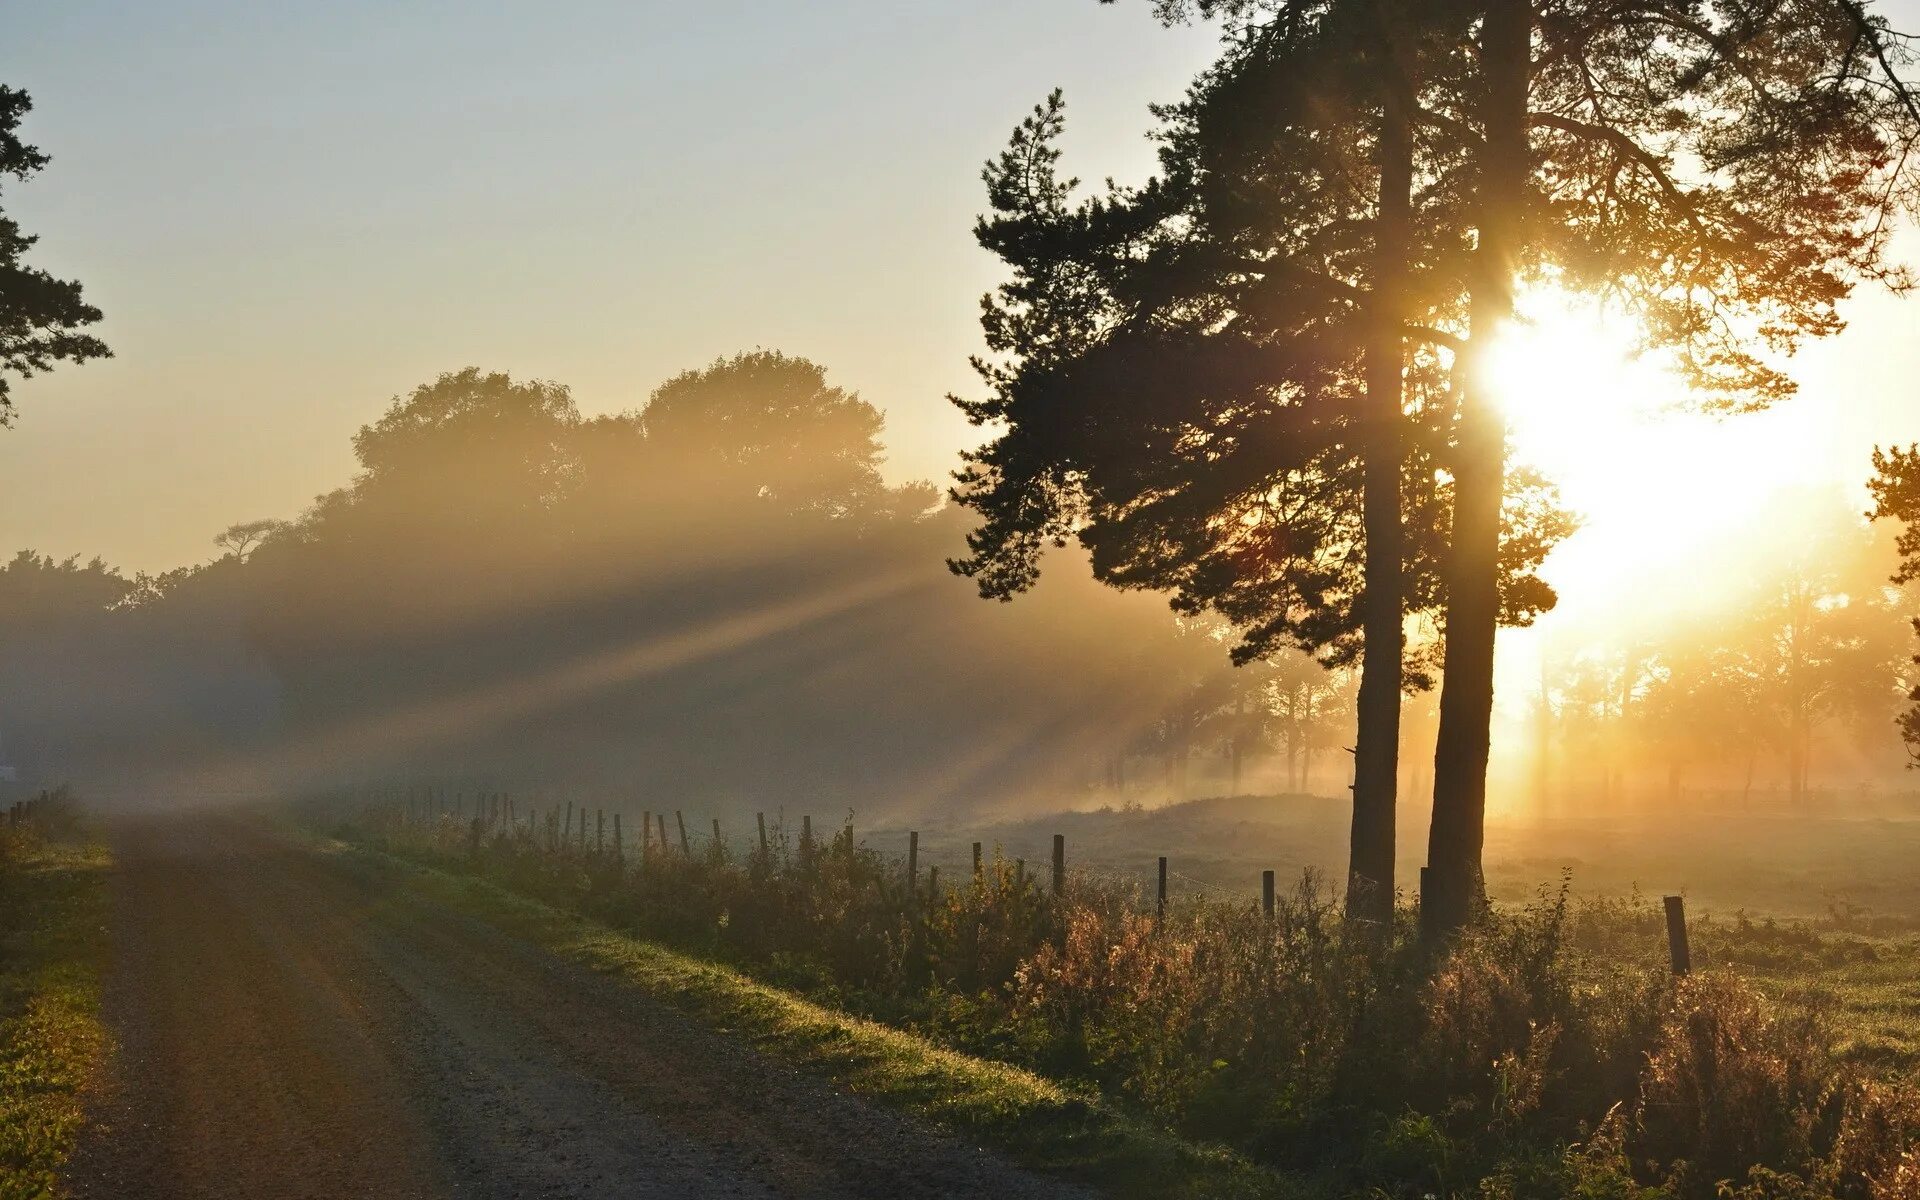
[1425,0,1529,939]
[1348,0,1414,923]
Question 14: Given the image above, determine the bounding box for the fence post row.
[365,787,1716,953]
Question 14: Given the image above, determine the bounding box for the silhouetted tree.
[1868,443,1920,759]
[951,9,1568,920]
[213,520,286,561]
[0,87,108,422]
[642,350,930,520]
[1411,0,1920,933]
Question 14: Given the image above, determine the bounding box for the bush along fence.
[6,791,60,830]
[320,785,1920,1200]
[1,786,85,847]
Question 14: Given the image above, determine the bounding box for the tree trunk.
[1425,0,1528,940]
[1348,0,1414,924]
[1789,710,1807,806]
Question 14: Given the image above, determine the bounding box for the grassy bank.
[317,834,1308,1200]
[324,801,1920,1199]
[0,797,109,1200]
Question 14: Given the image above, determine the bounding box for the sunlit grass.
[320,835,1315,1200]
[0,835,110,1200]
[1705,927,1920,1072]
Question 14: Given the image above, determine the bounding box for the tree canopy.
[0,86,107,423]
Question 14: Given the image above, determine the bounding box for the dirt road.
[66,813,1083,1199]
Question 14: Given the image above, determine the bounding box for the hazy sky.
[4,1,1218,572]
[5,0,1920,609]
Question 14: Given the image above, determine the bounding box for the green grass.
[0,835,110,1200]
[318,835,1321,1200]
[1699,922,1920,1072]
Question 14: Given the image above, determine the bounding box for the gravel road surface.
[66,812,1084,1199]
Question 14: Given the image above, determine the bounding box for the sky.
[5,0,1920,677]
[2,1,1220,572]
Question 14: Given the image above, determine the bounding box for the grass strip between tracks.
[321,835,1319,1200]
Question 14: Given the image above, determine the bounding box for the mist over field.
[14,4,1920,1199]
[4,353,1916,869]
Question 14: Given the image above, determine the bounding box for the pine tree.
[0,87,108,423]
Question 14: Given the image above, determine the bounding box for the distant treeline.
[0,354,1356,812]
[3,354,1912,814]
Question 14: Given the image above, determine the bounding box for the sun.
[1474,291,1830,629]
[1479,296,1678,486]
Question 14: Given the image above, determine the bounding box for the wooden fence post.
[1262,870,1275,917]
[1157,856,1168,920]
[1664,895,1692,976]
[1051,833,1065,897]
[908,831,918,886]
[801,815,813,867]
[676,810,690,857]
[926,865,939,905]
[711,817,722,855]
[656,812,668,856]
[564,802,573,846]
[597,809,605,854]
[971,841,982,881]
[757,812,768,859]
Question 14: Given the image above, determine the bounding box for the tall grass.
[337,800,1920,1199]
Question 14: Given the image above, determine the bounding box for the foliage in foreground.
[0,788,108,1199]
[341,801,1920,1199]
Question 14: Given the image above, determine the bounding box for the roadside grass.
[317,803,1920,1199]
[0,832,109,1200]
[318,835,1322,1200]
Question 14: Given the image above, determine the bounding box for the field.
[875,791,1920,1071]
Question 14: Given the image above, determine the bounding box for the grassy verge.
[0,834,110,1200]
[316,835,1320,1200]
